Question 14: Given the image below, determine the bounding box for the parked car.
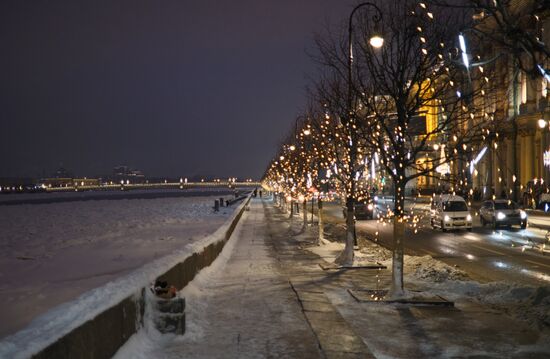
[430,194,472,232]
[479,199,527,229]
[343,198,375,220]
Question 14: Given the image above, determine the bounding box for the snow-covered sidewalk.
[114,197,321,358]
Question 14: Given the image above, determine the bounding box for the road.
[319,199,550,286]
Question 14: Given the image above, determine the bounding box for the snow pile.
[359,242,392,261]
[404,255,469,282]
[404,256,550,332]
[523,287,550,329]
[467,283,550,331]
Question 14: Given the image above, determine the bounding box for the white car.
[430,195,473,232]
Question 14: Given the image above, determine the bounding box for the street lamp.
[369,34,384,48]
[344,1,384,249]
[347,2,384,119]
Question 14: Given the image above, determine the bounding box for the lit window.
[521,71,527,104]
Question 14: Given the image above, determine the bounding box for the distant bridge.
[45,181,261,192]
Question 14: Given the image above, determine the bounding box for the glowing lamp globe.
[369,35,384,48]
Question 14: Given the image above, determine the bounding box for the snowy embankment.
[0,191,245,357]
[309,240,550,333]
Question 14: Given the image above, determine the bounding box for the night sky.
[1,1,351,179]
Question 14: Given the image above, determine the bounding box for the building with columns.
[472,1,550,204]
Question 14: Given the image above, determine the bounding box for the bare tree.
[263,115,324,234]
[348,0,496,297]
[308,69,371,264]
[309,18,384,265]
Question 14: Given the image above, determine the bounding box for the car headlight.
[496,212,506,220]
[466,214,472,221]
[444,215,451,222]
[520,210,527,219]
[367,204,374,211]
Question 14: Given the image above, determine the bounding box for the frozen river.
[0,189,241,339]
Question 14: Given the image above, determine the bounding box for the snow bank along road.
[0,189,237,339]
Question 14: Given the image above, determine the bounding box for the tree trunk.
[335,196,355,266]
[303,199,308,228]
[317,197,324,245]
[389,180,406,299]
[289,199,294,218]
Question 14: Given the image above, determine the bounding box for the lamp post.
[343,2,383,252]
[347,3,384,113]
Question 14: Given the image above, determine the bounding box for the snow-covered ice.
[0,191,236,339]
